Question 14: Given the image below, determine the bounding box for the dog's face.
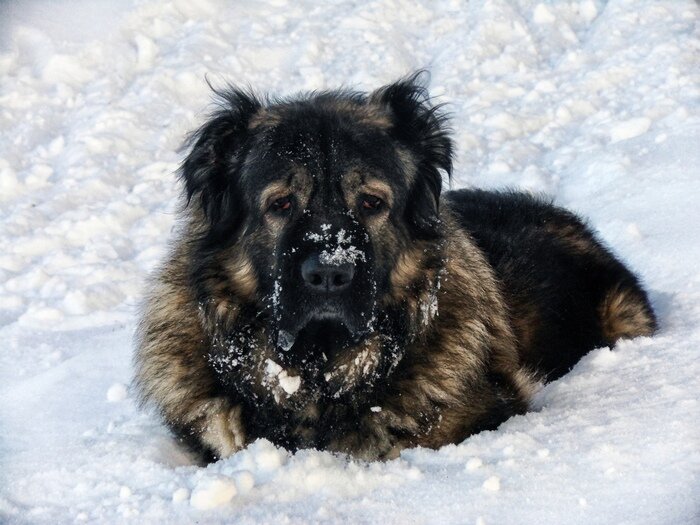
[183,75,452,398]
[242,104,397,343]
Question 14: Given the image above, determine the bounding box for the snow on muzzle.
[272,224,377,351]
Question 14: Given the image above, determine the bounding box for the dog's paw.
[327,411,404,461]
[198,399,246,459]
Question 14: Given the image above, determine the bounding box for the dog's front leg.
[326,407,418,461]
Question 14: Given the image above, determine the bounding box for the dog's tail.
[599,282,657,344]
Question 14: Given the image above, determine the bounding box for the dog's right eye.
[360,194,383,213]
[269,196,293,214]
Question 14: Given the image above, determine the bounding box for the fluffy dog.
[134,73,656,462]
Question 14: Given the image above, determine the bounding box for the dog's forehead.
[245,104,405,193]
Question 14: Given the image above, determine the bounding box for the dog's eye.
[360,195,383,212]
[270,196,293,214]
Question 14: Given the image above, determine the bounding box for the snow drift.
[1,0,698,523]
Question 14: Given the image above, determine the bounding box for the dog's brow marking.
[362,180,393,207]
[341,170,394,209]
[260,181,290,209]
[259,166,313,212]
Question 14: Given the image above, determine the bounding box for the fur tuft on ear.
[370,71,453,240]
[180,85,262,240]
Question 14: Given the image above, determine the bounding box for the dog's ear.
[180,87,262,240]
[370,72,453,240]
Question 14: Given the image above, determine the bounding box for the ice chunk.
[278,373,301,395]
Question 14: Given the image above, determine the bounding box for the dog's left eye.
[270,196,293,214]
[360,195,383,212]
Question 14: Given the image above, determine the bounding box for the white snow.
[482,476,501,492]
[533,4,556,25]
[264,358,301,397]
[278,373,302,396]
[189,476,238,510]
[106,382,128,403]
[171,488,189,504]
[465,457,483,471]
[609,117,652,144]
[265,358,284,378]
[319,245,367,266]
[1,0,699,524]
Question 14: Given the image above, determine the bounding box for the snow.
[106,383,128,403]
[319,229,367,266]
[482,476,501,492]
[189,476,238,510]
[609,117,652,144]
[278,374,302,396]
[265,358,302,398]
[465,457,484,471]
[1,0,699,524]
[533,4,556,25]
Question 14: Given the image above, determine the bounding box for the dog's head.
[183,73,452,389]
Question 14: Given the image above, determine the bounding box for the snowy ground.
[1,0,699,523]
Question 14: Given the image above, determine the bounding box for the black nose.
[301,255,355,293]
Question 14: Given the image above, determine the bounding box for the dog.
[134,73,657,462]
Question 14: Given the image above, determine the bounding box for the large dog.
[134,74,657,462]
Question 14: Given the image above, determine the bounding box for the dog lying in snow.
[134,73,656,462]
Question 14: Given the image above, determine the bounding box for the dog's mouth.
[275,315,368,365]
[276,304,368,345]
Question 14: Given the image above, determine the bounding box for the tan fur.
[259,180,293,210]
[511,367,543,401]
[248,108,280,130]
[341,172,395,207]
[134,239,246,460]
[260,166,313,214]
[199,402,246,457]
[224,252,257,300]
[599,284,656,343]
[321,99,392,129]
[326,211,536,458]
[387,247,428,294]
[544,222,606,260]
[254,100,392,133]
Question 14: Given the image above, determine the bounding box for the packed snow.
[1,0,699,523]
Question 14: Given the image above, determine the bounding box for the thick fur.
[134,73,657,462]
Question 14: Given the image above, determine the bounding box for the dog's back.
[446,189,657,380]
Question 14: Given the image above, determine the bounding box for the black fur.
[446,189,656,380]
[180,86,262,244]
[370,71,453,239]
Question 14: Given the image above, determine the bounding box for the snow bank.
[1,0,699,523]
